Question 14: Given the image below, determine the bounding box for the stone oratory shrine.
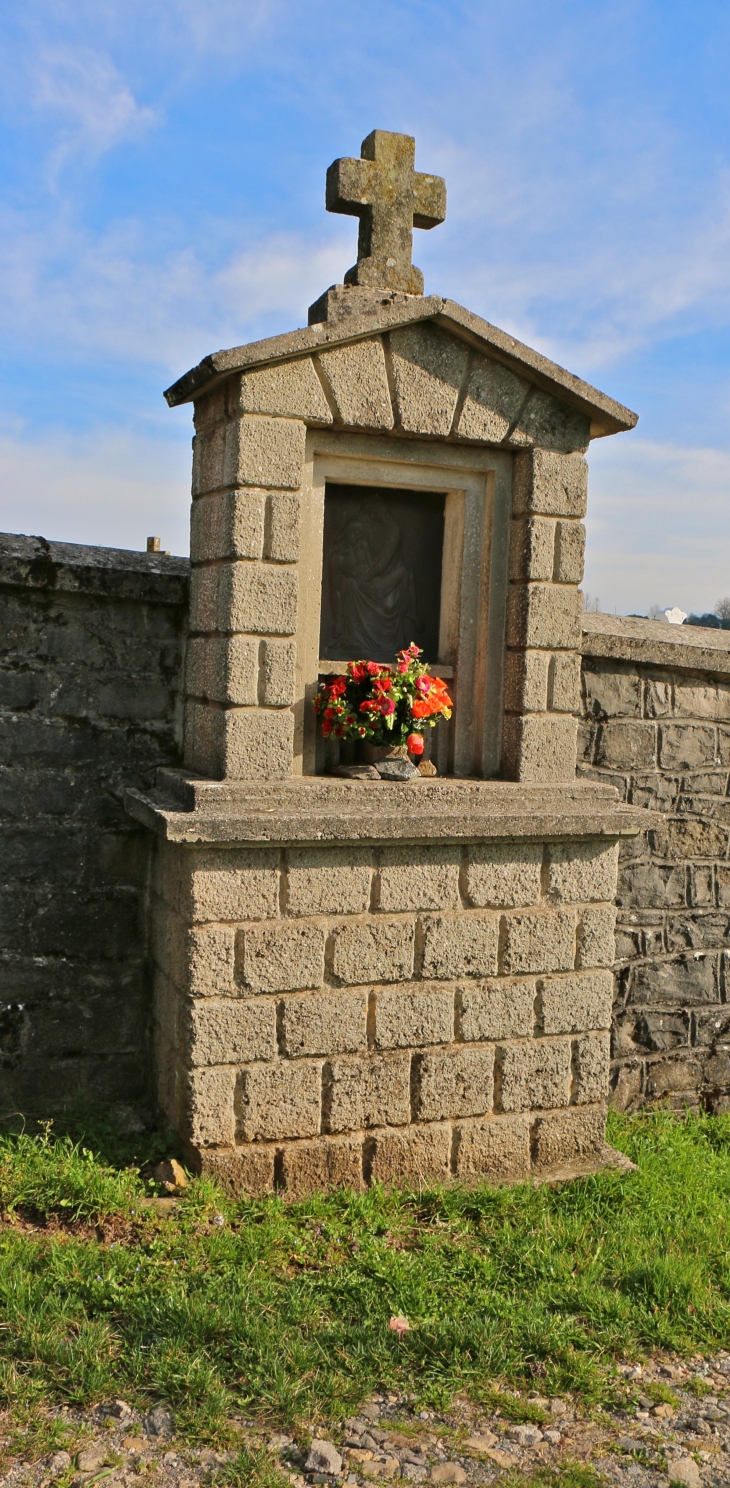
[128,129,643,1195]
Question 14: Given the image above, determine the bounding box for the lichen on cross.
[325,130,446,296]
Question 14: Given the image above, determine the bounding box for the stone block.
[501,713,579,783]
[191,423,226,496]
[184,702,294,780]
[553,520,585,584]
[193,385,227,431]
[278,990,368,1057]
[576,904,617,968]
[455,354,529,444]
[627,954,718,1006]
[460,979,535,1041]
[287,846,372,916]
[549,651,582,713]
[659,724,717,772]
[583,663,642,720]
[531,1103,606,1170]
[455,1112,531,1181]
[502,909,576,975]
[617,860,687,910]
[236,1059,323,1141]
[415,1044,494,1121]
[223,415,305,490]
[547,840,619,904]
[237,922,325,993]
[366,1121,451,1184]
[465,843,542,909]
[508,518,555,583]
[185,635,258,706]
[610,1060,644,1112]
[229,357,333,423]
[185,1065,236,1146]
[421,912,499,979]
[323,1051,411,1132]
[595,720,657,771]
[506,583,583,651]
[261,640,296,707]
[187,849,280,922]
[512,449,588,518]
[673,680,730,721]
[199,1144,276,1195]
[331,917,415,984]
[280,1134,364,1196]
[227,562,298,636]
[374,985,454,1049]
[317,340,394,429]
[389,323,468,436]
[188,924,237,998]
[378,845,460,912]
[498,1037,572,1112]
[573,1035,609,1107]
[188,566,220,632]
[265,494,301,563]
[509,389,590,453]
[502,649,550,712]
[653,817,728,860]
[539,971,613,1035]
[187,997,277,1066]
[190,489,265,562]
[644,1055,703,1100]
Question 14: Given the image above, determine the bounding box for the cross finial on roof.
[325,130,446,296]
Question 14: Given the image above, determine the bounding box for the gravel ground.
[6,1354,730,1488]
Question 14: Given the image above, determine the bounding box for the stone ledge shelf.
[126,773,642,846]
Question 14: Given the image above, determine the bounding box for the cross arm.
[413,172,446,230]
[325,156,377,216]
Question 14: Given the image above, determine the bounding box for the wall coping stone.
[126,772,642,845]
[0,532,189,605]
[164,296,637,441]
[582,610,730,676]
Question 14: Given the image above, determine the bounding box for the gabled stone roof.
[165,293,638,441]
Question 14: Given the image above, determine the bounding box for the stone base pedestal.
[127,774,640,1196]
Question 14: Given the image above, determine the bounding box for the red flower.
[366,661,383,675]
[407,733,424,755]
[349,663,367,681]
[380,698,395,715]
[328,677,347,696]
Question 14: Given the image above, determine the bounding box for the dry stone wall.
[580,614,730,1113]
[150,830,620,1195]
[0,533,188,1118]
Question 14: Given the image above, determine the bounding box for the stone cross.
[326,129,446,296]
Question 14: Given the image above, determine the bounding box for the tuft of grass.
[215,1444,291,1488]
[477,1389,550,1425]
[686,1375,714,1396]
[502,1468,604,1488]
[642,1380,679,1406]
[0,1127,144,1223]
[3,1109,730,1447]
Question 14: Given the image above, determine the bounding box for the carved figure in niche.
[326,494,422,660]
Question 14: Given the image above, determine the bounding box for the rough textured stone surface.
[237,923,325,993]
[366,1120,451,1183]
[185,635,258,707]
[190,490,264,563]
[465,843,542,908]
[498,1036,572,1112]
[502,909,576,975]
[581,618,730,1111]
[236,1059,322,1141]
[456,355,529,444]
[187,997,276,1066]
[265,494,301,563]
[318,340,394,429]
[287,846,372,916]
[415,1044,495,1121]
[0,534,187,1120]
[539,971,613,1035]
[531,1102,606,1169]
[512,449,588,518]
[223,415,305,490]
[280,1133,364,1196]
[501,714,579,784]
[331,918,415,984]
[184,703,294,780]
[278,990,368,1057]
[324,1052,411,1132]
[374,985,455,1049]
[421,913,500,979]
[547,841,619,903]
[456,1112,532,1180]
[378,845,461,911]
[229,358,332,422]
[389,323,468,436]
[459,980,536,1041]
[325,129,446,296]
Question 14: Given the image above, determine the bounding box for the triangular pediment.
[165,295,637,448]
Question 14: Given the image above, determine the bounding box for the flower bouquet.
[314,643,453,758]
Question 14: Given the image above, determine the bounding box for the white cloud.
[585,436,730,617]
[0,426,191,555]
[33,47,158,166]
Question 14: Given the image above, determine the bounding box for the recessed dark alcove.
[319,482,445,663]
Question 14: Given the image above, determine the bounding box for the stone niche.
[127,288,643,1195]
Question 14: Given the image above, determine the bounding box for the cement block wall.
[580,612,730,1113]
[0,533,188,1118]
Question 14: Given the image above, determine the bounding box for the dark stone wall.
[0,533,188,1121]
[579,642,730,1113]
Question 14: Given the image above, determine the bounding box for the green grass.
[1,1109,730,1449]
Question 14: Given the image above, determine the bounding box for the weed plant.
[0,1110,729,1445]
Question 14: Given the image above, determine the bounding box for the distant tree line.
[685,598,730,629]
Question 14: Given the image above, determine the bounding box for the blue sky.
[1,0,730,615]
